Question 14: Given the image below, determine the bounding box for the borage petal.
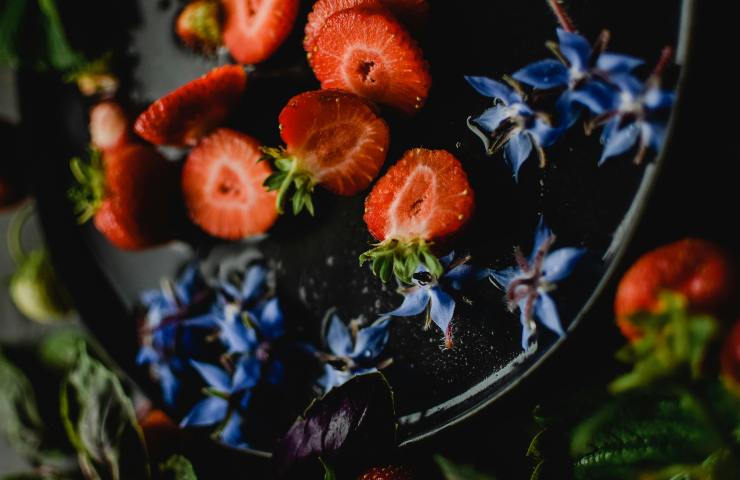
[220,412,248,448]
[534,293,564,337]
[596,53,644,75]
[351,318,390,362]
[429,287,456,336]
[556,28,591,71]
[513,59,569,89]
[254,297,285,341]
[464,76,522,104]
[326,314,353,357]
[473,105,511,133]
[180,396,228,427]
[232,356,261,392]
[387,287,431,317]
[600,123,640,164]
[240,265,268,302]
[190,360,231,391]
[542,247,587,282]
[503,132,533,182]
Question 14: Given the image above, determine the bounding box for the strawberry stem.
[67,148,106,224]
[261,147,316,216]
[359,238,443,284]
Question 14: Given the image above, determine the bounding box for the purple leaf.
[273,372,396,477]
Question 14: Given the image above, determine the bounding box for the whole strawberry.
[361,148,474,283]
[134,64,247,147]
[176,0,222,54]
[262,89,390,215]
[358,465,414,480]
[615,238,735,341]
[68,146,181,250]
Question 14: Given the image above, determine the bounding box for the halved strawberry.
[310,6,431,115]
[358,464,415,480]
[361,148,474,283]
[182,128,278,239]
[134,65,247,147]
[303,0,429,53]
[176,0,223,54]
[222,0,299,65]
[262,89,390,215]
[89,101,129,153]
[69,145,181,250]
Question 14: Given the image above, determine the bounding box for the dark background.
[3,0,732,478]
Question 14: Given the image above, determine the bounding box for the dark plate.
[23,0,692,456]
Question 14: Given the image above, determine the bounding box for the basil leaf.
[0,0,27,67]
[59,343,150,480]
[36,0,84,71]
[158,455,197,480]
[435,455,498,480]
[273,372,396,477]
[0,350,44,460]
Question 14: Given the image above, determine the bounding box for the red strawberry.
[69,145,181,250]
[134,65,247,147]
[262,89,390,215]
[303,0,429,53]
[182,128,278,239]
[310,6,431,115]
[176,0,223,54]
[615,239,735,341]
[361,148,474,283]
[222,0,299,65]
[721,319,740,396]
[89,101,130,153]
[358,465,415,480]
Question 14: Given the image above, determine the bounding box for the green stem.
[7,200,34,266]
[275,160,299,215]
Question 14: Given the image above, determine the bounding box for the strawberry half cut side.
[222,0,299,65]
[310,6,431,115]
[134,64,247,147]
[182,128,278,240]
[360,148,474,283]
[262,89,389,215]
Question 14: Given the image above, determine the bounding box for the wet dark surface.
[23,0,687,459]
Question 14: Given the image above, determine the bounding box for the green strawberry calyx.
[261,146,316,216]
[67,148,106,224]
[359,238,443,284]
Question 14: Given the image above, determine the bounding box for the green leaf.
[0,350,45,460]
[36,0,85,71]
[158,455,197,480]
[0,0,28,67]
[610,293,718,393]
[37,329,89,373]
[569,390,723,480]
[60,342,150,480]
[434,455,498,480]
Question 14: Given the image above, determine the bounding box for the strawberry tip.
[359,238,442,284]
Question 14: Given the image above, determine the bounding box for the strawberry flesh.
[361,148,473,282]
[310,7,431,115]
[223,0,299,64]
[364,148,473,243]
[279,89,389,195]
[304,0,430,53]
[90,101,129,153]
[182,128,278,239]
[134,65,247,147]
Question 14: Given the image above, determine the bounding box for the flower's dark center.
[413,271,435,285]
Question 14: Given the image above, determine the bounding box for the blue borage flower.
[316,314,391,393]
[513,28,643,127]
[490,217,586,350]
[387,252,490,349]
[137,264,215,406]
[592,73,674,165]
[465,76,562,181]
[180,357,260,448]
